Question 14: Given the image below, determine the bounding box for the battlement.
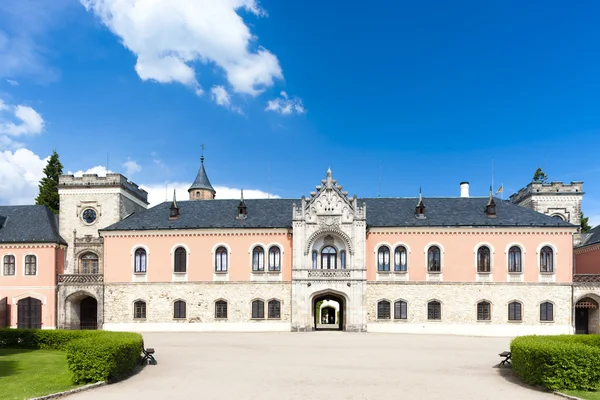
[509,181,584,204]
[59,173,148,203]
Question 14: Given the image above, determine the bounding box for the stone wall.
[366,282,573,336]
[510,181,583,225]
[103,282,292,332]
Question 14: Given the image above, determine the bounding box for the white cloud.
[265,91,305,115]
[0,148,47,205]
[210,85,231,107]
[140,182,279,208]
[67,165,112,177]
[6,79,18,86]
[80,0,283,96]
[123,160,141,176]
[0,104,44,135]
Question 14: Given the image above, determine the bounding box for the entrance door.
[80,297,98,330]
[313,293,345,331]
[17,297,42,329]
[0,297,7,328]
[575,308,589,334]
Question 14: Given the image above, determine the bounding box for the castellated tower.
[188,156,216,200]
[510,181,584,226]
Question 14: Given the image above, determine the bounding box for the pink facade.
[102,230,292,283]
[575,245,600,275]
[366,229,573,282]
[0,244,64,328]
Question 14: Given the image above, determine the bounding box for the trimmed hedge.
[511,335,600,391]
[0,329,143,384]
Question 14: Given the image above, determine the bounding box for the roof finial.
[201,143,205,163]
[240,188,244,201]
[172,189,177,207]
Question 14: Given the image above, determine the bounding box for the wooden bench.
[140,342,157,365]
[498,351,511,366]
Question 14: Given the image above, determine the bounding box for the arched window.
[24,255,37,275]
[312,251,318,269]
[173,300,186,319]
[394,246,407,272]
[340,250,346,269]
[427,246,441,272]
[394,300,407,320]
[252,246,265,272]
[268,246,281,272]
[377,246,390,272]
[215,300,228,319]
[321,246,337,269]
[80,253,98,274]
[427,301,441,320]
[134,300,146,319]
[134,248,147,273]
[252,299,265,319]
[268,300,281,319]
[3,255,15,276]
[540,246,554,273]
[477,246,491,273]
[377,300,391,319]
[508,302,522,321]
[477,301,491,321]
[174,247,186,273]
[540,302,554,322]
[215,246,228,272]
[508,246,522,273]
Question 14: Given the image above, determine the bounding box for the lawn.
[562,390,600,400]
[0,349,81,400]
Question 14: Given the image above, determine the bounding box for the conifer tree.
[35,150,63,214]
[532,167,548,183]
[581,212,592,233]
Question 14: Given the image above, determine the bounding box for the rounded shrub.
[511,335,600,391]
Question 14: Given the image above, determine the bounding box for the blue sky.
[0,0,599,224]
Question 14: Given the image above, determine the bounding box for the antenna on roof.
[491,159,494,196]
[106,152,109,174]
[268,161,271,199]
[378,160,382,198]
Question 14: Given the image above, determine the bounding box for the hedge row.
[0,329,143,384]
[510,335,600,390]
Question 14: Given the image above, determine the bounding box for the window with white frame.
[215,246,228,272]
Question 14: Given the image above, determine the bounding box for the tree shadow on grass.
[494,363,551,395]
[0,349,35,378]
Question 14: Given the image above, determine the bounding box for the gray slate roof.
[576,225,600,248]
[0,205,66,244]
[189,159,215,192]
[102,197,575,232]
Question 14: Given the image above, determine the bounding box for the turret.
[188,155,216,200]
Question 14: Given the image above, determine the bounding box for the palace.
[1,157,599,336]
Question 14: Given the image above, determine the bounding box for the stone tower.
[189,156,216,200]
[57,173,148,329]
[510,181,584,226]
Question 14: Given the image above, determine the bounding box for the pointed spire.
[237,188,247,219]
[189,150,216,200]
[416,187,426,218]
[169,189,179,219]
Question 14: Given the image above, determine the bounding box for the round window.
[82,208,97,224]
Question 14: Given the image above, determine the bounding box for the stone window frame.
[131,245,150,275]
[320,244,338,270]
[474,242,494,274]
[214,299,228,319]
[173,299,187,320]
[507,300,523,322]
[251,298,265,319]
[170,244,190,275]
[133,299,147,320]
[391,242,410,273]
[249,243,266,273]
[1,253,16,277]
[537,243,557,274]
[267,298,281,319]
[78,251,100,274]
[212,243,230,274]
[505,243,525,274]
[376,299,391,320]
[424,242,444,274]
[476,300,492,322]
[539,300,555,323]
[375,244,391,273]
[427,299,442,321]
[267,244,283,272]
[393,299,408,320]
[23,253,38,276]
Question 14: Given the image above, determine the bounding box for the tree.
[35,150,63,214]
[581,212,592,233]
[533,167,548,183]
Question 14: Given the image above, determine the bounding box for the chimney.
[460,182,469,198]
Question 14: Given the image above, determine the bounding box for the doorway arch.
[65,292,98,330]
[575,296,599,334]
[17,297,42,329]
[312,292,346,331]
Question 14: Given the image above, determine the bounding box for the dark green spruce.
[35,150,63,214]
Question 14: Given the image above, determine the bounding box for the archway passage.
[80,296,98,330]
[17,297,42,329]
[313,293,345,331]
[575,297,599,334]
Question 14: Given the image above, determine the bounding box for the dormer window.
[169,190,179,220]
[486,186,497,217]
[237,190,247,220]
[415,188,426,219]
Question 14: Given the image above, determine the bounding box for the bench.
[140,342,157,365]
[498,351,511,366]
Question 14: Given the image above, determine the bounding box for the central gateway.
[291,169,367,332]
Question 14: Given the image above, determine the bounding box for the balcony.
[58,274,104,284]
[294,268,365,281]
[574,275,600,283]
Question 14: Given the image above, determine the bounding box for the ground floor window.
[377,300,391,319]
[252,300,265,319]
[427,301,441,320]
[268,300,281,319]
[215,300,228,319]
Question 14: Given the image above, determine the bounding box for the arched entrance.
[17,297,42,329]
[65,292,98,330]
[313,292,345,331]
[575,297,599,334]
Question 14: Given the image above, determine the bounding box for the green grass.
[562,389,600,400]
[0,349,81,400]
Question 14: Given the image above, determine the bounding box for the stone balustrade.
[58,274,104,284]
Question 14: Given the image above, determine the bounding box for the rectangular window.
[268,301,281,319]
[134,302,146,319]
[252,301,265,319]
[477,302,491,321]
[394,301,407,320]
[508,303,522,321]
[215,302,228,319]
[540,303,554,322]
[427,302,441,320]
